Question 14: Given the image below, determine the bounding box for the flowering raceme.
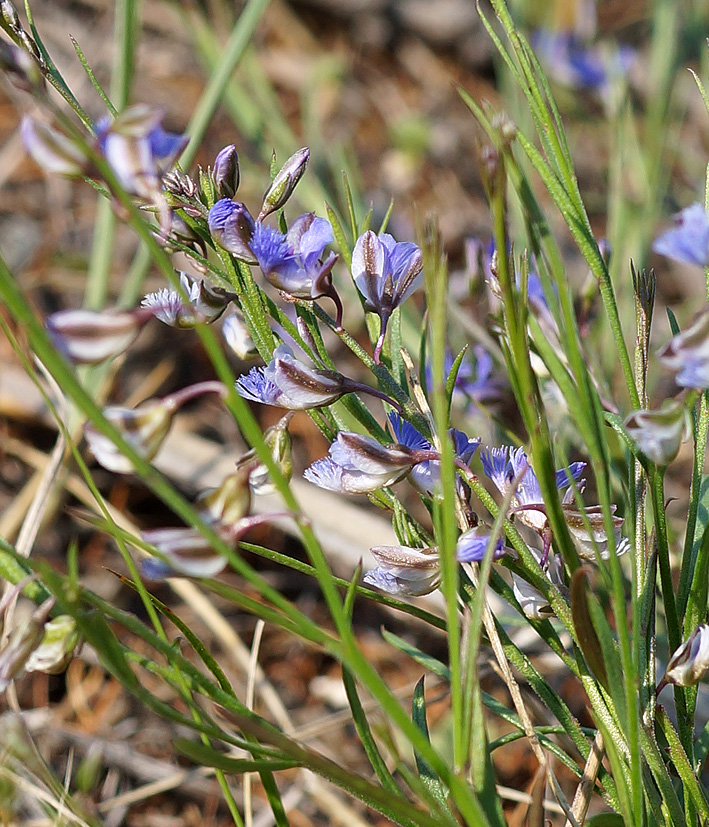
[351,230,423,362]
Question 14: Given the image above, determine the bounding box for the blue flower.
[480,446,585,531]
[387,412,479,496]
[351,230,423,362]
[652,203,709,268]
[455,527,507,563]
[249,214,343,328]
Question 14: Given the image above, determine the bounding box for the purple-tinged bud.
[142,272,230,328]
[623,399,689,466]
[363,545,440,596]
[24,615,80,675]
[0,598,54,692]
[562,504,629,561]
[212,144,240,200]
[662,625,709,688]
[455,527,507,563]
[222,312,258,360]
[84,381,225,474]
[658,308,709,389]
[237,412,294,495]
[21,116,86,177]
[208,199,257,264]
[258,147,310,221]
[46,307,153,365]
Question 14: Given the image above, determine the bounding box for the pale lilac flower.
[623,399,689,466]
[208,199,258,264]
[249,214,343,328]
[351,230,423,362]
[363,545,440,597]
[661,625,709,688]
[237,344,346,409]
[47,307,154,365]
[95,105,187,201]
[141,272,229,328]
[562,504,630,561]
[481,446,585,532]
[237,344,398,411]
[657,308,709,389]
[512,551,564,620]
[387,412,479,497]
[652,203,709,268]
[455,527,507,563]
[21,116,86,177]
[304,431,431,494]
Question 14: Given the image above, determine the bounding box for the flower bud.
[623,399,689,466]
[658,308,709,389]
[208,199,257,264]
[562,504,629,561]
[258,147,310,221]
[222,312,258,360]
[238,412,294,495]
[195,467,252,529]
[24,615,80,674]
[21,116,86,177]
[85,398,175,474]
[363,545,440,596]
[663,624,709,687]
[0,598,54,692]
[47,307,152,365]
[212,144,240,199]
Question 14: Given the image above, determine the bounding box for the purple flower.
[351,230,423,362]
[662,625,709,688]
[387,412,479,497]
[249,214,343,328]
[95,105,186,200]
[141,272,228,328]
[363,545,440,597]
[455,527,507,563]
[304,431,427,494]
[652,203,709,268]
[426,346,505,409]
[236,344,346,409]
[532,30,635,95]
[208,200,258,264]
[481,446,585,531]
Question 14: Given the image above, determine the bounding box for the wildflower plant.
[3,1,709,825]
